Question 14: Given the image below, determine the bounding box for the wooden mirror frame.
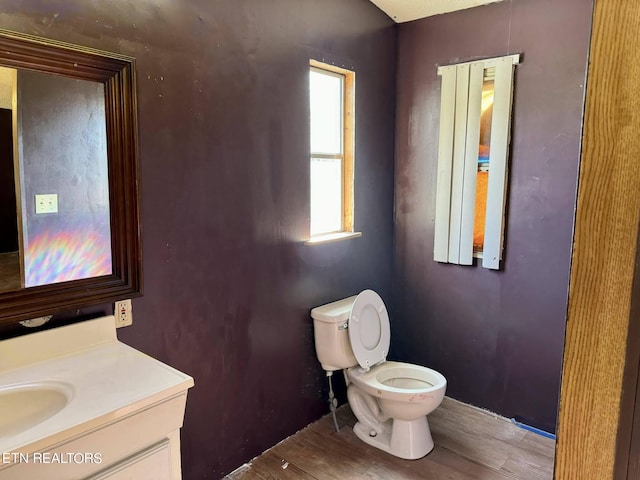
[0,29,142,325]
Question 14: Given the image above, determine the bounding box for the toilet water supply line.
[327,371,340,432]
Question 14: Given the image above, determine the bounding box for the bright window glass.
[310,67,345,236]
[310,158,342,234]
[310,70,343,154]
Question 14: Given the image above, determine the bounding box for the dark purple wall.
[0,108,18,253]
[392,0,592,433]
[0,0,395,477]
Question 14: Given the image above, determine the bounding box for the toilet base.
[353,416,434,460]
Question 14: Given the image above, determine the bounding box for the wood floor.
[0,251,20,292]
[226,397,555,480]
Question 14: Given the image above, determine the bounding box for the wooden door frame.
[555,0,640,478]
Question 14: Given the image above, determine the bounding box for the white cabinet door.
[84,440,171,480]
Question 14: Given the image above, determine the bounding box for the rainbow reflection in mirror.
[24,228,111,287]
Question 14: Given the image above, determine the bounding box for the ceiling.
[368,0,505,23]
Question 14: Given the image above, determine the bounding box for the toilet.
[311,289,447,460]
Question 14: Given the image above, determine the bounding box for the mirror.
[0,29,142,325]
[1,67,111,291]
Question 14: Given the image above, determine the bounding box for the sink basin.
[0,382,72,439]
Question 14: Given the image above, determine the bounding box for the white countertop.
[0,316,194,455]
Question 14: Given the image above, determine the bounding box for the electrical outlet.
[35,193,58,214]
[114,299,132,328]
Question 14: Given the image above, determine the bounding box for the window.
[307,60,357,242]
[434,54,519,269]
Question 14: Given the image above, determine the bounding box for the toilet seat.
[349,290,391,370]
[348,361,447,396]
[347,361,447,402]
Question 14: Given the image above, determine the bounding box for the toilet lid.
[348,290,390,370]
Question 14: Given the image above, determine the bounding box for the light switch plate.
[35,194,58,214]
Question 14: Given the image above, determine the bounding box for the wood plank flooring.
[0,251,20,292]
[225,397,555,480]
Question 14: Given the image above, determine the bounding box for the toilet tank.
[311,296,358,372]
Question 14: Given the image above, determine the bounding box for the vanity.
[0,27,193,480]
[0,316,194,480]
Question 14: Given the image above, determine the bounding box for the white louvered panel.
[458,62,484,265]
[447,63,470,264]
[482,57,515,270]
[433,66,457,263]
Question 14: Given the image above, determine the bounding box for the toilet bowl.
[311,290,447,459]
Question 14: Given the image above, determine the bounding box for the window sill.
[304,232,362,245]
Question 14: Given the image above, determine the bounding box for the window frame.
[307,60,356,242]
